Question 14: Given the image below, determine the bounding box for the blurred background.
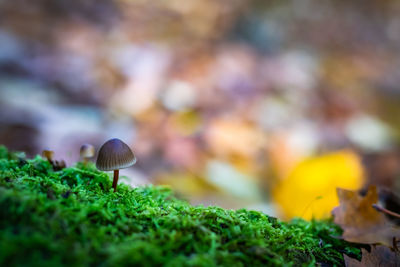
[1,0,400,220]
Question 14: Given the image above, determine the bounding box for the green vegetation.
[0,146,360,266]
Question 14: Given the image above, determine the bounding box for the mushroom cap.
[80,144,95,158]
[96,138,136,171]
[42,150,54,161]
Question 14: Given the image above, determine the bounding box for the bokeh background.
[1,0,400,220]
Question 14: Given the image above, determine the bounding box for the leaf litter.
[333,185,400,266]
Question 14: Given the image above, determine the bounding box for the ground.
[0,146,361,266]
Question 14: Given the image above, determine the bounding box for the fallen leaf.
[333,185,400,247]
[273,150,364,220]
[344,245,400,267]
[205,118,265,158]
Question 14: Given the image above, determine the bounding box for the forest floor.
[0,146,363,266]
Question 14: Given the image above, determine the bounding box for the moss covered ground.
[0,146,361,266]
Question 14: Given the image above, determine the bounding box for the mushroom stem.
[112,169,119,192]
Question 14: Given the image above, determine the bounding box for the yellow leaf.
[273,150,365,220]
[167,110,202,136]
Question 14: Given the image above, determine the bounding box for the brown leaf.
[344,246,400,267]
[332,185,400,247]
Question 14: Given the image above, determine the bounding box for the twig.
[372,204,400,219]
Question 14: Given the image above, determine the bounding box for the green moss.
[0,146,360,266]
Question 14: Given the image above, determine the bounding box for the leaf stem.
[372,204,400,219]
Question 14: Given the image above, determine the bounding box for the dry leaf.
[333,185,400,247]
[344,246,400,267]
[205,118,265,158]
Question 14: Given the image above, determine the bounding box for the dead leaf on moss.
[344,245,400,267]
[332,185,400,247]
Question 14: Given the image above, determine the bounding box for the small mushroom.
[96,138,136,192]
[42,149,66,170]
[42,150,54,162]
[80,144,95,163]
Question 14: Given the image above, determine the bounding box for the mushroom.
[42,150,54,162]
[42,149,66,170]
[80,144,95,164]
[96,138,136,192]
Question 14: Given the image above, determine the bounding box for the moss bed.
[0,146,361,266]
